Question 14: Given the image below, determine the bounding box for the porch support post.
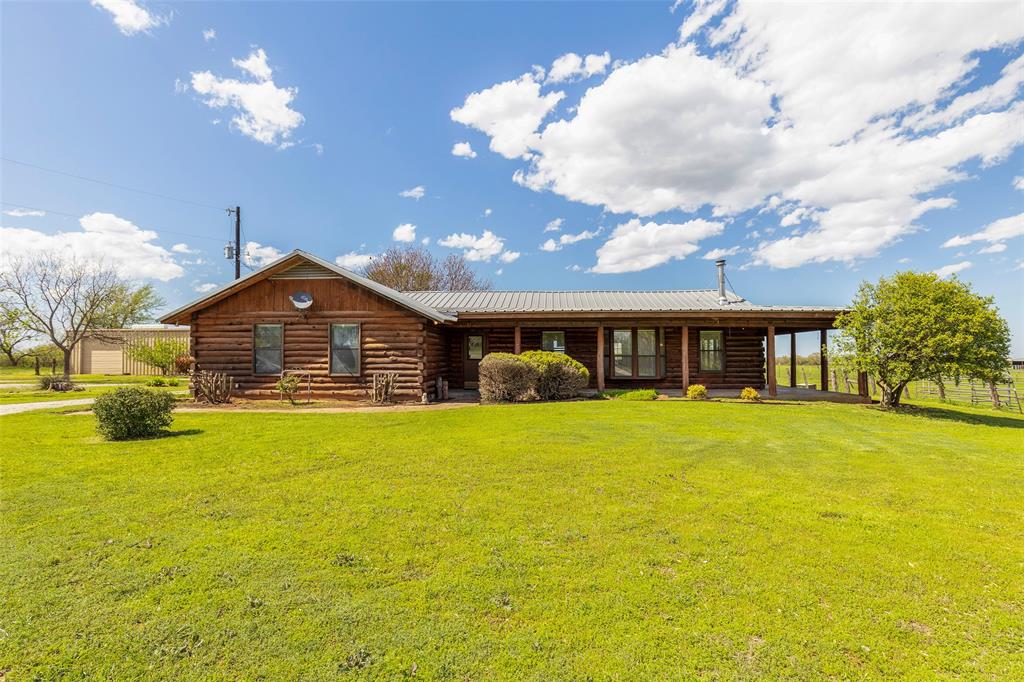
[596,325,605,392]
[790,333,797,387]
[767,325,778,397]
[819,329,829,391]
[514,323,521,354]
[681,324,690,392]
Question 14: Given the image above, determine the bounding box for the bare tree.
[0,255,126,377]
[0,305,36,366]
[363,245,491,291]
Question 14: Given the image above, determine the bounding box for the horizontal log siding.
[687,326,766,390]
[422,324,451,399]
[192,277,429,400]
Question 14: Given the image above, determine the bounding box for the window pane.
[613,354,633,377]
[637,329,656,355]
[331,348,359,375]
[542,331,565,353]
[699,331,724,371]
[255,348,282,374]
[638,356,656,377]
[254,324,282,349]
[613,330,632,356]
[467,335,483,360]
[331,324,359,349]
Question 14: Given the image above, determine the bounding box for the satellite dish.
[290,291,313,310]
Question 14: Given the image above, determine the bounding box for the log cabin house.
[160,250,859,401]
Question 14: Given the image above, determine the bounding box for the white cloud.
[933,261,972,278]
[942,213,1024,248]
[567,264,582,272]
[421,237,431,245]
[451,142,477,159]
[439,229,518,262]
[702,246,741,260]
[399,185,426,200]
[91,0,165,36]
[170,243,195,254]
[195,282,218,293]
[335,252,374,270]
[978,243,1008,254]
[393,223,417,243]
[591,219,724,273]
[547,51,611,83]
[450,73,564,159]
[1015,176,1024,191]
[456,2,1024,269]
[2,208,45,218]
[203,28,216,42]
[543,218,563,233]
[243,241,283,267]
[0,212,183,281]
[898,257,912,264]
[190,47,304,148]
[539,228,601,252]
[484,208,492,217]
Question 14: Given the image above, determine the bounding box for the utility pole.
[233,205,241,279]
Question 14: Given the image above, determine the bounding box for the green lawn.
[2,400,1021,678]
[0,383,186,405]
[0,366,165,384]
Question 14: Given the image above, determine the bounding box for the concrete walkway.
[0,398,97,416]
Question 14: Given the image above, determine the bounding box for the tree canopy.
[363,246,491,291]
[94,283,165,328]
[834,271,1010,407]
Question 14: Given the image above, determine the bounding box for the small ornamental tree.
[128,339,189,375]
[834,271,1011,408]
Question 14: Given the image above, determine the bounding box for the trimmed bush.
[94,387,176,441]
[603,388,658,401]
[686,384,709,400]
[148,377,167,387]
[166,378,180,387]
[519,351,590,400]
[739,387,760,401]
[478,353,537,403]
[39,375,77,392]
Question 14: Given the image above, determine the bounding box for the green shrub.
[605,388,659,401]
[686,384,709,400]
[148,377,167,387]
[478,353,537,402]
[739,387,760,401]
[39,375,76,392]
[93,387,176,441]
[166,378,180,387]
[519,351,590,400]
[276,375,302,404]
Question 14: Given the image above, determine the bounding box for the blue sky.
[2,1,1022,353]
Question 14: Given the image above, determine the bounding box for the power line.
[1,157,227,212]
[1,200,225,243]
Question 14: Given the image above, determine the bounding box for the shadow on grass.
[888,404,1024,429]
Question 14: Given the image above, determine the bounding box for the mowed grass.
[0,383,186,405]
[2,401,1022,679]
[0,366,161,384]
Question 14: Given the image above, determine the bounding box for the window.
[467,335,483,360]
[700,330,724,371]
[330,323,360,376]
[637,329,657,377]
[542,331,566,353]
[253,324,283,375]
[613,329,633,377]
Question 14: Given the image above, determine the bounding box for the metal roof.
[404,289,843,315]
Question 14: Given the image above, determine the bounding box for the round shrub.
[39,375,77,392]
[686,384,709,400]
[478,353,537,403]
[148,377,167,387]
[519,351,590,400]
[739,387,760,401]
[94,387,176,441]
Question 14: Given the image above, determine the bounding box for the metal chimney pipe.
[716,259,727,304]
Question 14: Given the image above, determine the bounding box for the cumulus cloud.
[399,185,425,200]
[484,208,492,217]
[450,73,564,159]
[547,51,611,83]
[335,252,374,270]
[0,212,183,281]
[978,243,1008,254]
[170,243,195,254]
[203,28,216,42]
[942,213,1024,248]
[190,47,304,148]
[439,229,518,262]
[195,282,218,293]
[2,208,45,218]
[243,241,283,267]
[591,219,723,273]
[91,0,166,36]
[1015,176,1024,191]
[455,2,1024,269]
[702,246,741,259]
[451,142,477,158]
[933,261,972,278]
[543,218,563,233]
[393,223,417,242]
[540,228,601,252]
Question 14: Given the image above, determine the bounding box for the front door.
[464,334,485,388]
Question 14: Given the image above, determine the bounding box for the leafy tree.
[127,339,189,375]
[93,283,165,328]
[0,306,35,366]
[834,271,1010,408]
[0,255,126,377]
[363,245,491,291]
